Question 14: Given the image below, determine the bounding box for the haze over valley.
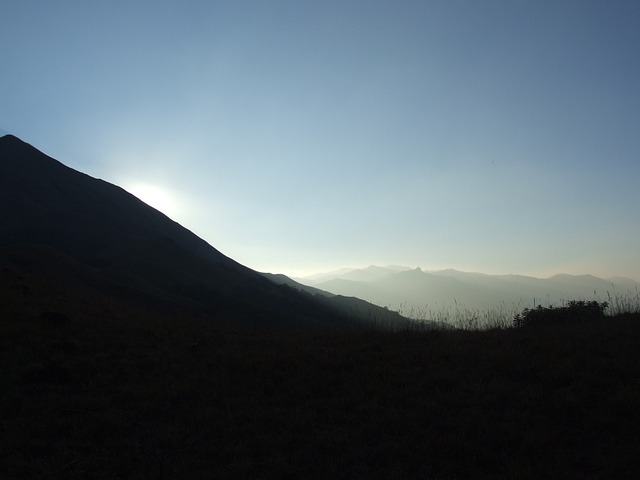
[296,265,639,319]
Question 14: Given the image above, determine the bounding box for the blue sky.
[2,1,639,279]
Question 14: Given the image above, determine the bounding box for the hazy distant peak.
[397,267,428,277]
[607,276,639,283]
[361,265,399,274]
[547,273,600,281]
[299,265,414,285]
[363,264,412,271]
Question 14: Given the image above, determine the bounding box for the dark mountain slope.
[0,134,232,266]
[261,272,435,329]
[0,134,372,330]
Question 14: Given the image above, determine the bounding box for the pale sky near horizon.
[2,1,639,280]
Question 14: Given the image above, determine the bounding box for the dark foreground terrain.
[2,269,640,480]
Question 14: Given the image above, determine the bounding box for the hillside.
[262,272,434,330]
[0,134,403,330]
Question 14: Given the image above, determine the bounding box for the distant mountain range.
[296,265,639,318]
[0,134,410,330]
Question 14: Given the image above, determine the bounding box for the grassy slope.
[2,270,640,479]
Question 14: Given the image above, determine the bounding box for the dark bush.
[513,300,608,328]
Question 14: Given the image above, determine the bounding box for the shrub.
[513,300,608,328]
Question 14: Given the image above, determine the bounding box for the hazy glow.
[126,184,178,218]
[2,1,640,281]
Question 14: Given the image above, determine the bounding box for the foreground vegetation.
[2,318,639,478]
[399,289,640,331]
[2,273,640,479]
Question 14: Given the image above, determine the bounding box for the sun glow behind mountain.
[126,184,179,218]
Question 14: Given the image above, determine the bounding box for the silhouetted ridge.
[0,134,234,267]
[1,134,383,330]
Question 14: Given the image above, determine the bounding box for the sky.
[2,1,640,280]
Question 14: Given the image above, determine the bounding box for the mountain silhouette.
[0,134,402,330]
